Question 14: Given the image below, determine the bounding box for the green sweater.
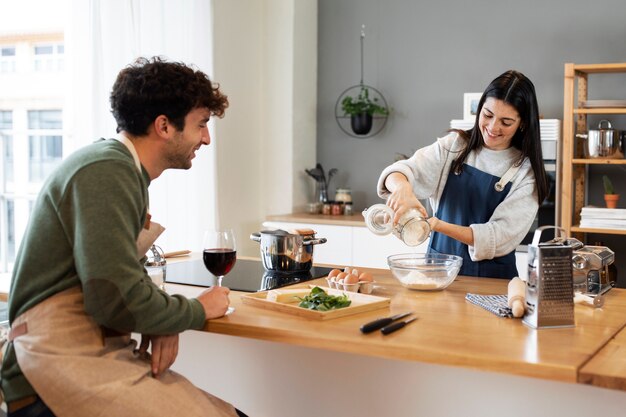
[1,139,206,402]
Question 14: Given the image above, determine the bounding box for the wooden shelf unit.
[561,62,626,237]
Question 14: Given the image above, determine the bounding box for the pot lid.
[259,229,290,236]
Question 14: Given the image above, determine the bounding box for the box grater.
[523,226,575,329]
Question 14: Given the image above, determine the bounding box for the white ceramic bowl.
[387,253,463,291]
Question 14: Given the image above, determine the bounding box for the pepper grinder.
[145,244,167,290]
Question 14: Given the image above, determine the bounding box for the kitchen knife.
[360,312,412,334]
[381,317,417,335]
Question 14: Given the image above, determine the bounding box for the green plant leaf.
[603,175,615,194]
[341,86,389,117]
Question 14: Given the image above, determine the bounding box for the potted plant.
[341,85,389,135]
[603,175,620,208]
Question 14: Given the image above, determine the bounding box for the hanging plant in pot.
[341,85,389,135]
[603,175,620,208]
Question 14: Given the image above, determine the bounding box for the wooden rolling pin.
[163,250,191,258]
[507,277,526,318]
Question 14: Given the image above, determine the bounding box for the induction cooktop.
[165,259,333,293]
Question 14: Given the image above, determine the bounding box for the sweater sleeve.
[468,164,539,260]
[377,133,462,212]
[60,160,206,334]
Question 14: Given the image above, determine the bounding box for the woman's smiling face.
[478,97,522,150]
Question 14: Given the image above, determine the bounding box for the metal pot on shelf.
[250,229,327,272]
[576,119,622,158]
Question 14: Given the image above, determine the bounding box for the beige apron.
[8,136,237,416]
[11,286,237,416]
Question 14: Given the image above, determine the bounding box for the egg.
[359,272,374,282]
[336,272,348,282]
[344,273,359,284]
[351,268,360,277]
[327,269,342,279]
[343,266,352,275]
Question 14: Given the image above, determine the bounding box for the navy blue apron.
[428,163,518,279]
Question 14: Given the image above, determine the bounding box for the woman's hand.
[385,173,428,224]
[139,333,180,378]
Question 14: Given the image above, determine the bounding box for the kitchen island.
[167,256,626,417]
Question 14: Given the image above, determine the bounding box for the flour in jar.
[400,220,430,247]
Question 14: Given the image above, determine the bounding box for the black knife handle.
[360,317,393,334]
[381,320,407,335]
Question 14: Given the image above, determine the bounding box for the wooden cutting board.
[240,286,390,320]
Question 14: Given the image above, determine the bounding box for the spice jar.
[307,202,321,214]
[335,188,352,204]
[343,202,353,216]
[322,202,332,215]
[331,201,343,216]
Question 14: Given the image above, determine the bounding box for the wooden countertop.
[188,259,626,389]
[579,324,626,389]
[266,212,366,227]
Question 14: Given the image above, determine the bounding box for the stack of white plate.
[538,120,561,160]
[449,119,474,130]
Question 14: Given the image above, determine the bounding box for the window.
[0,111,13,183]
[5,199,15,263]
[33,42,64,72]
[0,46,16,73]
[28,110,63,182]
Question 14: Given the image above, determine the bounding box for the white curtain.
[65,0,219,253]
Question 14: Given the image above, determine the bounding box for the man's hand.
[139,334,179,378]
[196,286,231,319]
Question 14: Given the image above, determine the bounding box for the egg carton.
[325,278,375,294]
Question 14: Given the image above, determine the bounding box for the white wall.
[212,0,317,257]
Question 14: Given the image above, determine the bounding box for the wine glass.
[202,229,237,314]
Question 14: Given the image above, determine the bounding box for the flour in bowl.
[399,270,451,290]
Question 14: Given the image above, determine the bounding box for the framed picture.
[463,93,482,120]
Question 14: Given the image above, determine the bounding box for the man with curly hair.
[1,57,248,417]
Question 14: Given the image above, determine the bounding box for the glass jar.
[343,202,353,216]
[362,204,430,246]
[322,202,332,215]
[331,201,343,216]
[335,188,352,204]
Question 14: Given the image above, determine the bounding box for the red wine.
[203,248,237,276]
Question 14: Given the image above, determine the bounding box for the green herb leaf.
[297,286,352,311]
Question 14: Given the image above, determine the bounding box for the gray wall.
[317,0,626,208]
[317,0,626,285]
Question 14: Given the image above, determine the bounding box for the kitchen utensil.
[145,244,167,290]
[572,245,615,295]
[574,292,605,308]
[250,229,327,272]
[387,253,463,290]
[576,119,622,158]
[360,312,412,334]
[381,317,417,335]
[163,249,191,258]
[523,226,575,329]
[507,277,525,318]
[363,204,431,246]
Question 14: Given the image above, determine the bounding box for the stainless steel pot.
[576,119,622,158]
[250,229,327,272]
